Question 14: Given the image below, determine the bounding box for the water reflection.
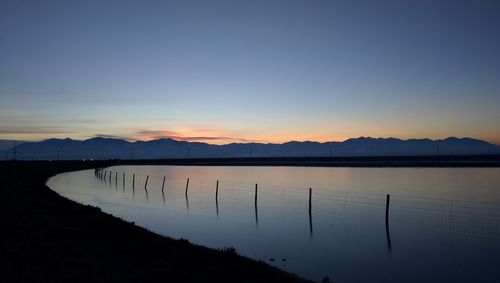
[216,197,219,218]
[51,166,500,283]
[309,208,313,237]
[132,173,135,198]
[144,175,149,201]
[385,219,392,251]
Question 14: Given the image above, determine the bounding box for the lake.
[47,165,500,282]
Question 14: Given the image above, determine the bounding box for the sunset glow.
[1,1,499,145]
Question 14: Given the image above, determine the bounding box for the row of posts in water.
[94,168,392,242]
[93,168,316,212]
[94,168,209,201]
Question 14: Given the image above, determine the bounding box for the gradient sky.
[1,0,499,145]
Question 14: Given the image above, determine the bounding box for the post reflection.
[255,201,259,228]
[386,221,392,252]
[309,209,313,237]
[144,175,149,201]
[215,197,219,218]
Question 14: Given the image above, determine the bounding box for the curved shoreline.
[1,161,312,283]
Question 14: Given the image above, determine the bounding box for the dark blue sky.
[1,0,499,144]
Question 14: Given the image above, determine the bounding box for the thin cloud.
[135,130,178,137]
[135,130,258,143]
[92,133,135,141]
[159,135,255,143]
[0,129,74,134]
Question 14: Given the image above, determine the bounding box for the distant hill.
[1,137,499,160]
[0,139,31,151]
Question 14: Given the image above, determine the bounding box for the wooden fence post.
[385,194,392,251]
[216,180,219,201]
[385,194,391,224]
[309,188,312,213]
[255,184,258,206]
[254,183,258,226]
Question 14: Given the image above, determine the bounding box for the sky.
[1,0,499,145]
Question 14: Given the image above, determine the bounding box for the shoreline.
[1,161,312,283]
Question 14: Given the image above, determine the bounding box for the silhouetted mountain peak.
[2,136,499,160]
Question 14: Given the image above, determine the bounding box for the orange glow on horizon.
[1,128,499,146]
[132,128,352,145]
[132,129,500,146]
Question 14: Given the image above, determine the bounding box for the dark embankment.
[0,161,311,283]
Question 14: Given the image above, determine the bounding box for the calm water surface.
[48,166,500,282]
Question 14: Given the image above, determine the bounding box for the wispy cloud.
[135,130,178,137]
[134,130,258,144]
[0,129,74,134]
[92,133,135,141]
[166,135,255,143]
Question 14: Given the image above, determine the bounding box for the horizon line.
[3,135,499,147]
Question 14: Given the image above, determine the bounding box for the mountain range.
[1,137,499,160]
